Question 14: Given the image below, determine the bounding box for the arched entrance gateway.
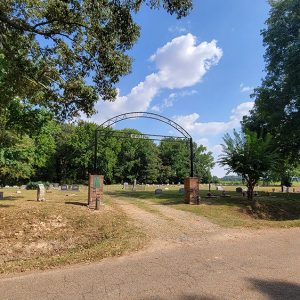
[88,112,200,208]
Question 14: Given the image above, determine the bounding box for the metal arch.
[94,112,194,177]
[98,112,192,139]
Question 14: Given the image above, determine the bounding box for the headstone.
[272,188,275,193]
[236,187,243,193]
[20,185,26,190]
[16,190,21,194]
[0,192,3,200]
[132,179,137,191]
[53,183,59,189]
[72,184,79,191]
[37,184,45,201]
[179,188,185,194]
[155,189,162,195]
[123,182,128,190]
[216,186,224,191]
[61,184,68,191]
[283,186,288,193]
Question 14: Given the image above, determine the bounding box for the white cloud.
[173,101,254,136]
[173,101,255,177]
[86,34,222,123]
[240,83,253,93]
[151,89,197,112]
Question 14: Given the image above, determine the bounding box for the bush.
[26,181,50,190]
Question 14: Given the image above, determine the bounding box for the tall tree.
[243,0,300,164]
[0,0,192,119]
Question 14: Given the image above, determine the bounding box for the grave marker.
[88,175,104,208]
[37,184,45,201]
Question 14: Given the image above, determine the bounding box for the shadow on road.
[248,278,300,299]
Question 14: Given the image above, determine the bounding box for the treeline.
[0,102,214,185]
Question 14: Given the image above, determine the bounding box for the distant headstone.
[272,188,275,193]
[283,186,288,193]
[0,192,3,200]
[236,187,243,193]
[179,188,185,194]
[61,184,68,191]
[4,185,9,188]
[72,185,79,191]
[16,190,21,194]
[53,183,59,189]
[123,182,129,190]
[37,184,45,201]
[155,189,162,195]
[133,179,137,191]
[20,185,26,190]
[216,186,224,191]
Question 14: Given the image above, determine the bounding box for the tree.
[159,139,190,183]
[243,0,300,164]
[0,0,192,119]
[219,130,276,207]
[194,144,215,183]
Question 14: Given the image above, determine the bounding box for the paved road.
[0,200,299,300]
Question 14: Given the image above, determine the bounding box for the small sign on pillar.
[184,177,200,205]
[88,175,104,208]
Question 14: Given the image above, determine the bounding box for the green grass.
[108,189,300,229]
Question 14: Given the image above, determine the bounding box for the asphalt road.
[0,201,299,300]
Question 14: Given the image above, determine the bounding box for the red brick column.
[184,177,200,205]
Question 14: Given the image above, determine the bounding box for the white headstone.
[37,184,45,201]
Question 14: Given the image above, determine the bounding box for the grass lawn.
[0,187,147,274]
[108,186,300,229]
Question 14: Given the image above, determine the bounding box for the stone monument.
[88,175,104,208]
[37,184,45,201]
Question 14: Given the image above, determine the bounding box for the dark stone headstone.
[179,188,185,193]
[155,189,162,195]
[0,192,3,200]
[236,187,243,193]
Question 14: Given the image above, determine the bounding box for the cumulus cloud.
[173,101,254,136]
[174,101,255,177]
[86,34,222,123]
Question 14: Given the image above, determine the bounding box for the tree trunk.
[247,183,256,209]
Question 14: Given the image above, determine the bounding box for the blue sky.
[88,0,270,177]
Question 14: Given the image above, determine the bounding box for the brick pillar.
[184,177,200,205]
[88,175,104,208]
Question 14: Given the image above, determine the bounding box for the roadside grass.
[0,188,147,274]
[108,188,300,229]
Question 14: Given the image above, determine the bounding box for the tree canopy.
[0,0,192,119]
[243,0,300,164]
[219,130,276,204]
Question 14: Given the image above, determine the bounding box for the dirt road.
[0,199,299,299]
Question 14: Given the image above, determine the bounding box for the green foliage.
[219,130,276,202]
[243,0,300,164]
[26,181,50,190]
[0,0,192,119]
